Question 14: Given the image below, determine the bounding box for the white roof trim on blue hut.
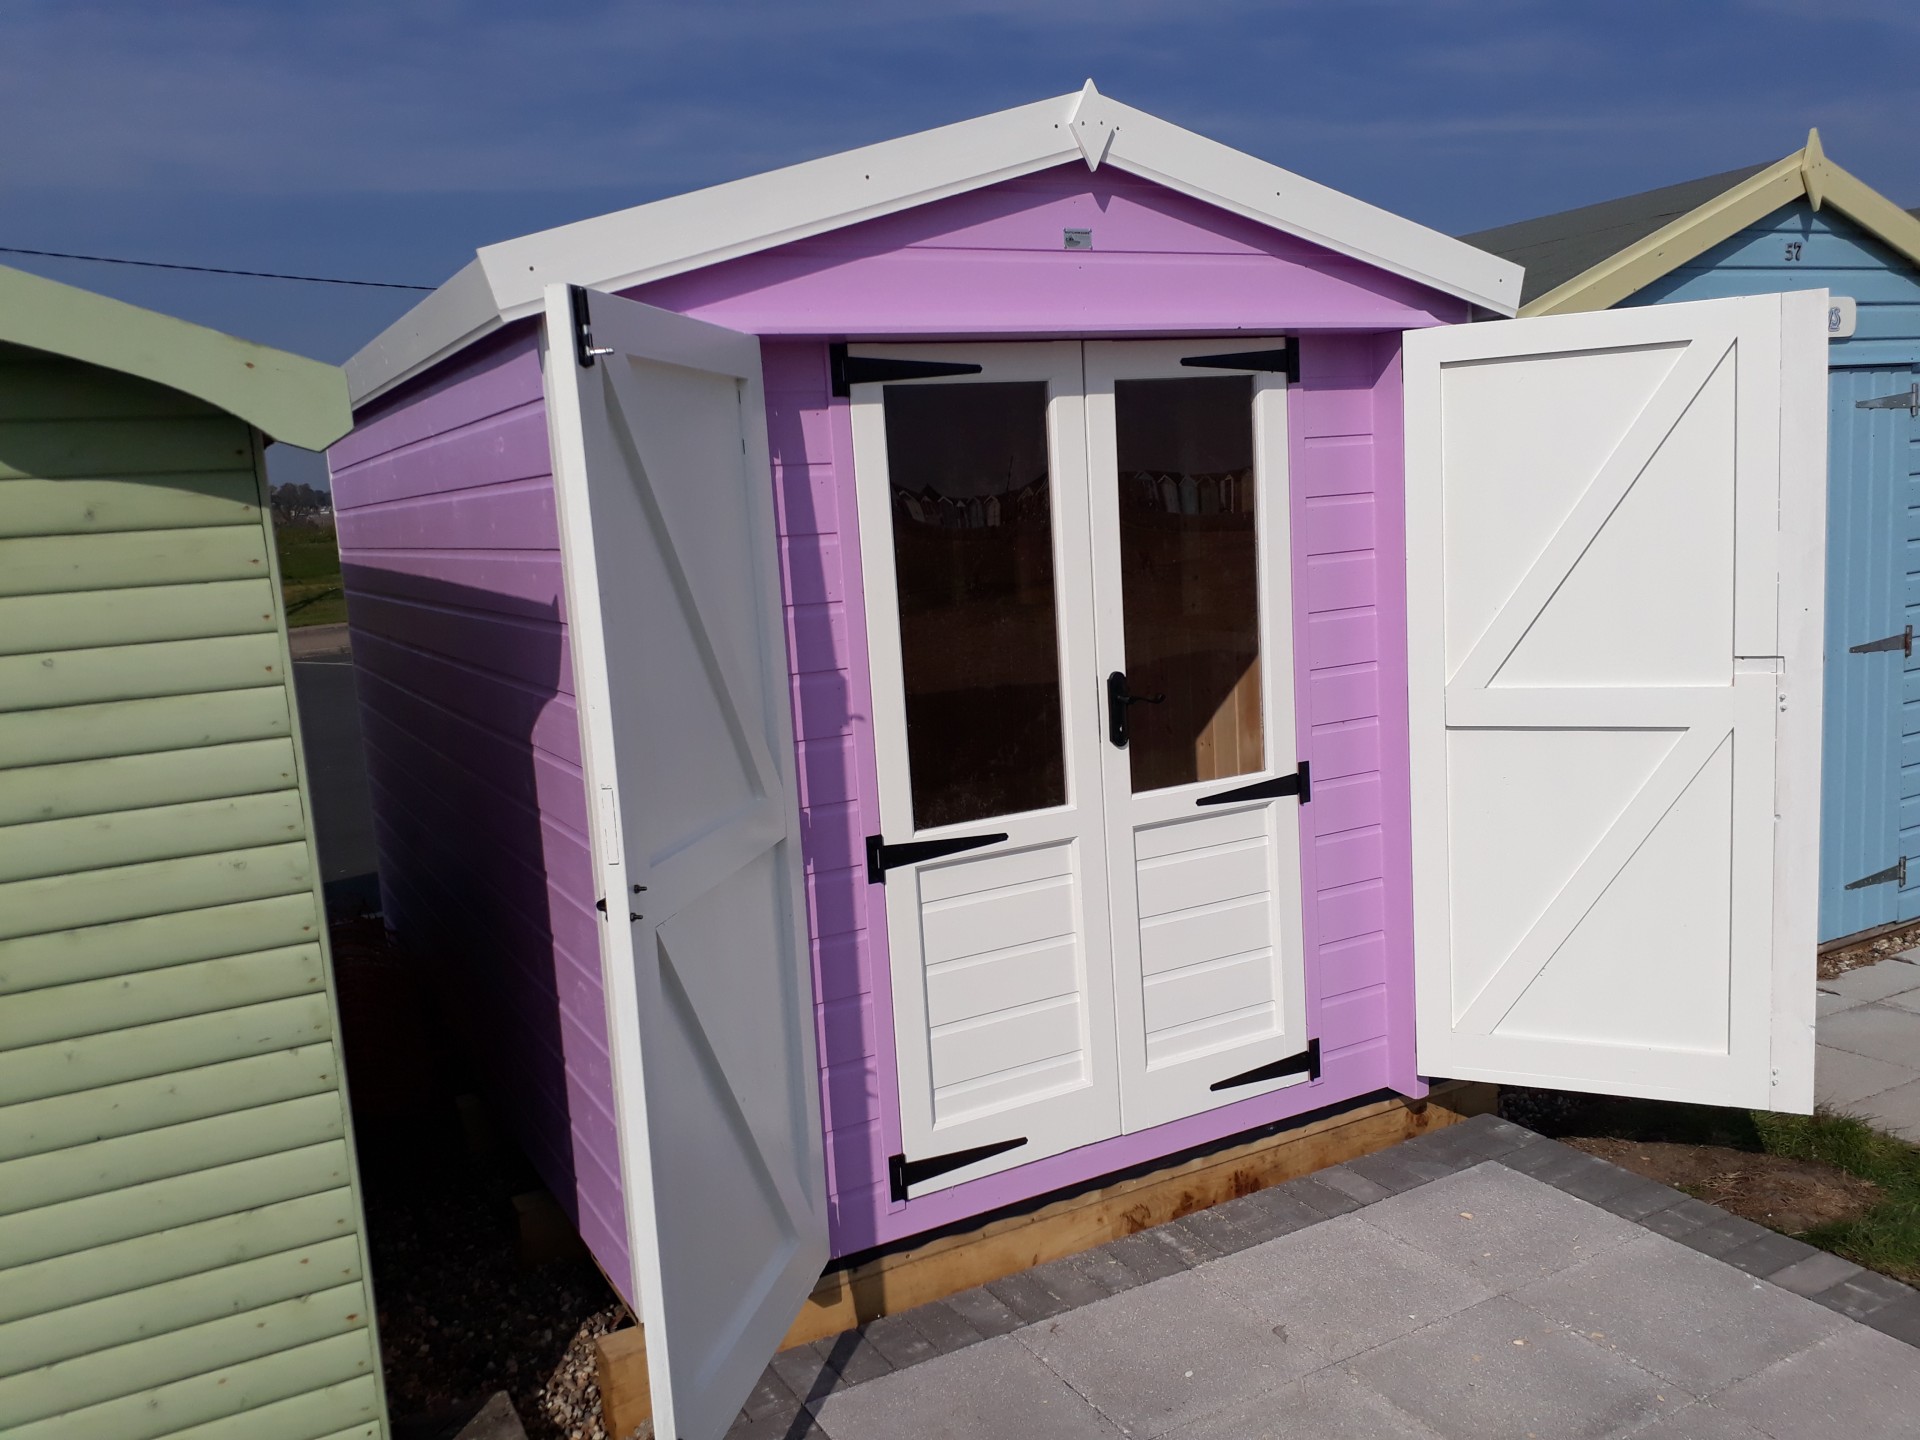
[346,81,1524,404]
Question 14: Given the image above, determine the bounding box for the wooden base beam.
[593,1082,1494,1435]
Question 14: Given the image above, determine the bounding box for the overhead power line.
[0,244,433,291]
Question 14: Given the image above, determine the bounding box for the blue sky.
[5,0,1917,483]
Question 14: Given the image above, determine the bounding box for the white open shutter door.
[1405,292,1827,1112]
[543,286,827,1440]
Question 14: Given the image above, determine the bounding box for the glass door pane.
[883,381,1065,829]
[1112,376,1264,793]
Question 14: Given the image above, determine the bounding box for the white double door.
[851,340,1313,1198]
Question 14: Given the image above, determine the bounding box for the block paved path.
[1817,951,1920,1140]
[730,1115,1920,1440]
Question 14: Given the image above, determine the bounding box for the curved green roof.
[0,262,350,450]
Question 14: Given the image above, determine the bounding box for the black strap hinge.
[889,1136,1028,1202]
[1179,341,1298,385]
[830,343,984,397]
[1210,1038,1320,1092]
[1846,858,1907,891]
[569,285,613,368]
[1850,624,1913,657]
[1196,761,1309,807]
[867,830,1008,884]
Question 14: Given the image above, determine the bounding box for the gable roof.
[346,82,1523,405]
[0,262,351,450]
[1461,131,1920,317]
[1463,164,1771,306]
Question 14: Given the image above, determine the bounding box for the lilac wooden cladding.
[328,323,633,1295]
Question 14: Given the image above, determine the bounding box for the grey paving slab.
[1511,1232,1845,1393]
[1163,1368,1444,1440]
[938,1285,1023,1340]
[1818,1003,1920,1066]
[738,1365,803,1425]
[1343,1294,1691,1440]
[813,1335,1124,1440]
[811,1327,895,1386]
[1308,1161,1394,1206]
[1849,1073,1920,1141]
[985,1265,1079,1324]
[1865,1292,1920,1348]
[1358,1162,1641,1291]
[1882,986,1920,1015]
[1672,1212,1774,1260]
[1637,1196,1723,1241]
[1813,1042,1918,1107]
[1344,1144,1457,1194]
[767,1342,845,1410]
[1718,1229,1822,1279]
[900,1298,986,1358]
[1612,1403,1772,1440]
[1766,1249,1867,1298]
[1825,958,1920,1004]
[1712,1325,1920,1440]
[1809,1267,1915,1324]
[1102,1226,1198,1285]
[857,1313,940,1372]
[1016,1267,1314,1438]
[1212,1214,1492,1363]
[1817,986,1870,1019]
[1274,1172,1367,1219]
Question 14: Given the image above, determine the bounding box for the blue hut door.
[1820,367,1920,941]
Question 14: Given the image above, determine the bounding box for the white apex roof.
[347,82,1523,404]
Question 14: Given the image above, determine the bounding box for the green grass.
[1754,1109,1920,1282]
[1545,1094,1920,1282]
[276,522,345,628]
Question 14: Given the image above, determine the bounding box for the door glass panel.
[1113,376,1263,793]
[884,381,1065,829]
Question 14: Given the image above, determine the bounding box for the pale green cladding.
[0,309,387,1438]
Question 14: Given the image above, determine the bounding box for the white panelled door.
[1085,342,1311,1132]
[1405,292,1827,1112]
[851,344,1123,1199]
[544,286,828,1440]
[850,340,1312,1198]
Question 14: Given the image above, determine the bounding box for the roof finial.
[1071,80,1116,171]
[1802,126,1826,211]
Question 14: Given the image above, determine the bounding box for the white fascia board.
[346,258,503,406]
[347,83,1521,405]
[1086,91,1522,316]
[476,92,1087,320]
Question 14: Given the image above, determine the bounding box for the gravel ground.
[333,919,629,1440]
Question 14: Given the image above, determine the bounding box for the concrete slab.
[1850,1074,1920,1141]
[1511,1232,1845,1393]
[1212,1215,1491,1363]
[1883,987,1920,1015]
[1712,1325,1920,1440]
[1163,1369,1443,1440]
[1015,1267,1313,1437]
[1613,1403,1772,1440]
[1343,1294,1690,1440]
[812,1336,1123,1440]
[1356,1162,1640,1291]
[1813,1043,1918,1107]
[1825,958,1920,1005]
[1820,1004,1920,1067]
[1818,986,1871,1019]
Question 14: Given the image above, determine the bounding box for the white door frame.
[1082,340,1311,1132]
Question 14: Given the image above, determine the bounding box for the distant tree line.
[271,483,332,526]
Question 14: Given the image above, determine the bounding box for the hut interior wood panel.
[0,311,385,1440]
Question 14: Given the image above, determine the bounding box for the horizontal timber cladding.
[326,320,633,1295]
[0,348,386,1436]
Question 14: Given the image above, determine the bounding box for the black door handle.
[1107,670,1165,748]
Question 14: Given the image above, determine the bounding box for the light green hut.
[0,264,388,1440]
